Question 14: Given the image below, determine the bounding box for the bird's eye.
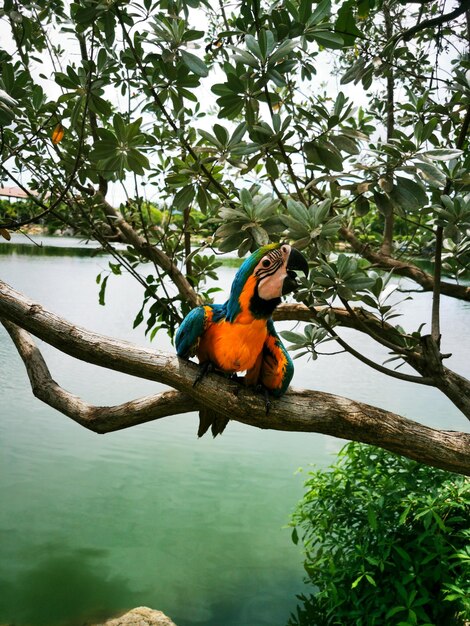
[281,245,289,254]
[262,259,271,268]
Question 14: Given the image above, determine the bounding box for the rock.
[92,606,177,626]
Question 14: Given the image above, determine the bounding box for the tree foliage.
[0,0,470,470]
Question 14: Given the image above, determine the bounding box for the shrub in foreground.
[289,443,470,626]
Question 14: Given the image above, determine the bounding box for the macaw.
[176,242,309,437]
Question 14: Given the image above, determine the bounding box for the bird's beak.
[282,247,309,295]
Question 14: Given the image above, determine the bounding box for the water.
[1,235,469,626]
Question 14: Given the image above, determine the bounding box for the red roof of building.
[0,187,36,199]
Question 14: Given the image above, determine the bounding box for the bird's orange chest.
[197,318,268,373]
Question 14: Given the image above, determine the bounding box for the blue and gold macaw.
[176,243,309,437]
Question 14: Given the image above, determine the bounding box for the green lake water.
[1,235,469,626]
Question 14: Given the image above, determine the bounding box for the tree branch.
[400,1,470,42]
[380,1,396,257]
[0,279,469,475]
[274,302,470,419]
[96,195,202,308]
[339,225,470,300]
[3,319,194,433]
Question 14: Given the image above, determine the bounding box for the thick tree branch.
[0,280,469,475]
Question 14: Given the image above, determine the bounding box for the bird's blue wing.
[260,318,294,397]
[175,306,209,358]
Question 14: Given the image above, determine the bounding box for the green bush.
[289,443,470,626]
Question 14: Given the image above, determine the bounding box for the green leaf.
[54,72,78,90]
[213,123,229,145]
[232,49,259,68]
[391,176,428,211]
[281,330,306,343]
[229,122,247,145]
[416,162,447,187]
[245,34,263,60]
[240,188,254,211]
[180,50,209,77]
[367,505,378,530]
[238,237,253,257]
[182,29,205,42]
[218,231,245,252]
[287,198,309,224]
[215,222,245,237]
[91,139,118,160]
[127,149,150,174]
[355,195,370,216]
[394,546,411,562]
[309,0,331,25]
[386,606,406,619]
[311,28,344,49]
[269,39,297,64]
[373,190,393,215]
[250,225,269,246]
[335,4,362,46]
[98,275,109,306]
[304,141,322,165]
[291,527,299,545]
[317,144,343,171]
[266,156,280,179]
[421,148,463,161]
[331,134,360,155]
[174,185,195,211]
[340,58,367,85]
[351,575,364,589]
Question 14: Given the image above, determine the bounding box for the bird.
[175,242,309,437]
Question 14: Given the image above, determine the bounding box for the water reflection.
[0,549,138,626]
[0,242,104,257]
[0,234,105,258]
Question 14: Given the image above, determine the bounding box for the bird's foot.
[193,361,215,387]
[255,384,272,415]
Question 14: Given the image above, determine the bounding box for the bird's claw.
[255,384,271,415]
[193,361,214,387]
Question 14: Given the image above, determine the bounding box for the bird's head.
[226,243,309,321]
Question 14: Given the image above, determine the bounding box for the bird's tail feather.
[198,406,229,438]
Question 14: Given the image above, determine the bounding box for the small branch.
[338,295,409,355]
[431,225,443,343]
[275,302,470,419]
[400,1,470,42]
[308,307,435,386]
[97,195,202,308]
[339,225,470,301]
